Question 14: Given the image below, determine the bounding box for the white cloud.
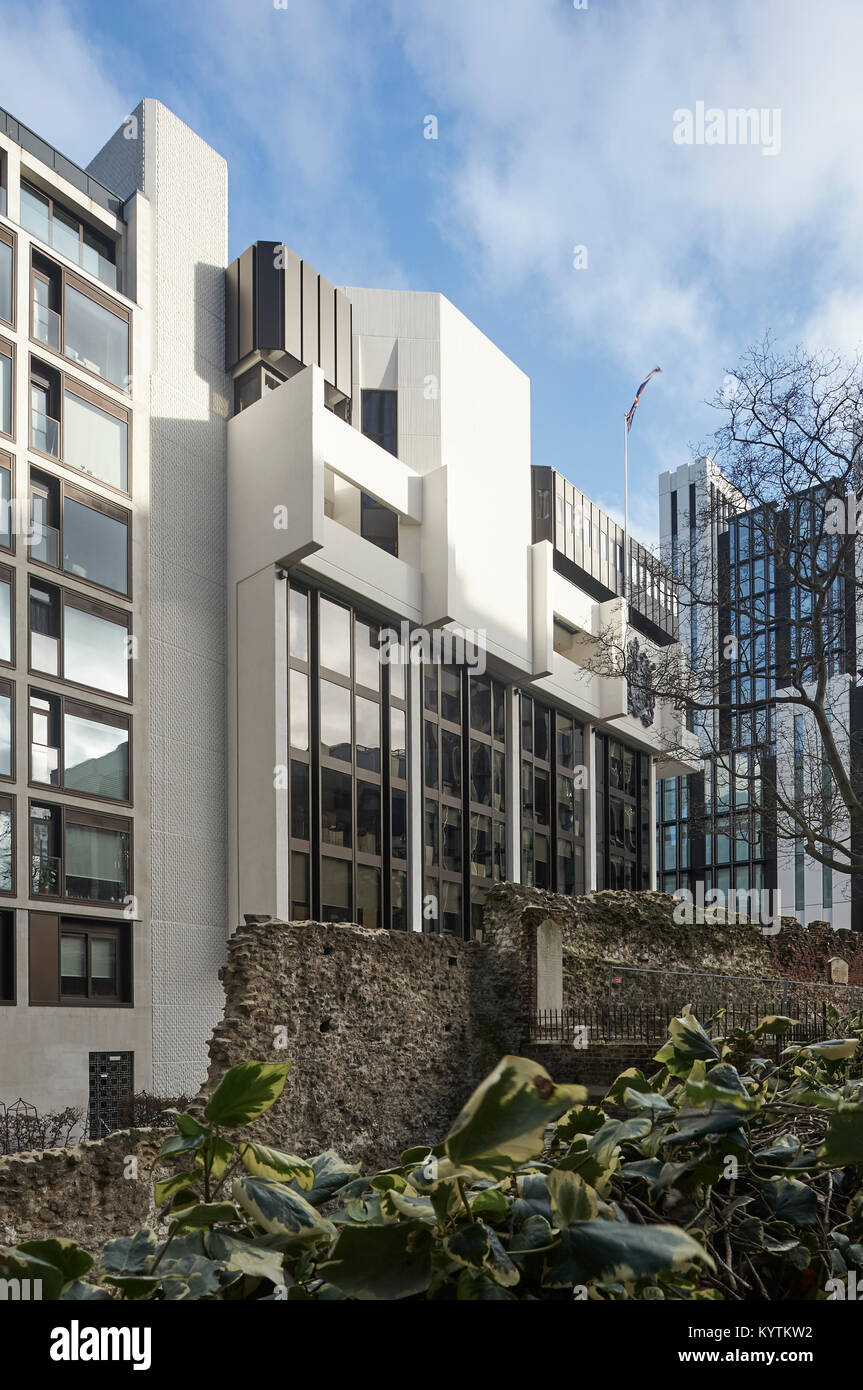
[0,2,130,165]
[388,0,863,434]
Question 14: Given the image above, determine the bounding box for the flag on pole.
[625,366,662,433]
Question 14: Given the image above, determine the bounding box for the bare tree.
[592,338,863,876]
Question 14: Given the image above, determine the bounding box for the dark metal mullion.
[382,662,392,929]
[309,593,321,921]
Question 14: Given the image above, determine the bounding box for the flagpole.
[623,413,629,604]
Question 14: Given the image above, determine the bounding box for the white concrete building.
[0,100,697,1124]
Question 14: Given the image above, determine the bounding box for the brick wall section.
[522,1042,658,1091]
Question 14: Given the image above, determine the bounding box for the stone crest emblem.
[627,637,655,727]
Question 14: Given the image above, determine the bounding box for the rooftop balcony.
[532,466,679,645]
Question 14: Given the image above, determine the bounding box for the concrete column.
[408,655,423,930]
[585,724,597,891]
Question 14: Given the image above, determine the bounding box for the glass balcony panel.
[30,517,60,566]
[32,742,60,785]
[32,300,61,351]
[31,406,60,457]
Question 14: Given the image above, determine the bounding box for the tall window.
[29,581,130,698]
[519,694,586,898]
[595,734,651,890]
[287,584,407,929]
[361,389,397,456]
[0,339,11,437]
[0,227,12,326]
[423,666,508,938]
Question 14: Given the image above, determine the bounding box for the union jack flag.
[625,366,662,433]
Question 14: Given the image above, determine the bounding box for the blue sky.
[3,0,862,545]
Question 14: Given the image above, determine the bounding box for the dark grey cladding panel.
[225,240,352,398]
[255,242,283,350]
[319,276,336,384]
[237,245,256,362]
[301,260,319,366]
[336,293,352,396]
[283,247,302,360]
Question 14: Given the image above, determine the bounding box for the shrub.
[2,1004,862,1300]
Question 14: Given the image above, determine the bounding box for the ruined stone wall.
[480,884,863,1007]
[201,917,525,1170]
[0,1130,163,1250]
[2,884,860,1248]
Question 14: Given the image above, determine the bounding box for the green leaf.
[196,1136,234,1182]
[0,1249,65,1300]
[446,1221,490,1269]
[102,1275,161,1299]
[800,1039,860,1062]
[441,1056,587,1180]
[469,1187,510,1219]
[173,1202,241,1229]
[13,1238,93,1283]
[204,1061,290,1127]
[165,1110,210,1137]
[544,1220,714,1287]
[100,1228,158,1275]
[295,1150,361,1206]
[318,1220,433,1300]
[820,1105,863,1166]
[762,1178,819,1226]
[158,1131,205,1159]
[456,1268,518,1300]
[547,1169,597,1226]
[207,1231,286,1286]
[654,1008,722,1075]
[623,1089,673,1114]
[154,1170,200,1207]
[239,1143,314,1189]
[59,1281,113,1300]
[752,1015,797,1037]
[233,1176,334,1242]
[160,1257,222,1300]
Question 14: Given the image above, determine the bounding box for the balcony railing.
[29,518,59,566]
[31,407,59,457]
[32,299,61,351]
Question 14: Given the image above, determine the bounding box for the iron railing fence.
[530,964,863,1047]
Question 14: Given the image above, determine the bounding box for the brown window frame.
[0,222,15,331]
[28,576,132,702]
[0,678,14,783]
[0,792,15,898]
[28,910,133,1008]
[29,797,132,908]
[27,460,132,598]
[0,334,14,441]
[29,686,131,805]
[0,561,14,669]
[27,248,130,397]
[0,448,13,554]
[21,180,117,288]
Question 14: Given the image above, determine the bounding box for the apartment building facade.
[0,97,697,1124]
[657,459,861,930]
[0,99,229,1122]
